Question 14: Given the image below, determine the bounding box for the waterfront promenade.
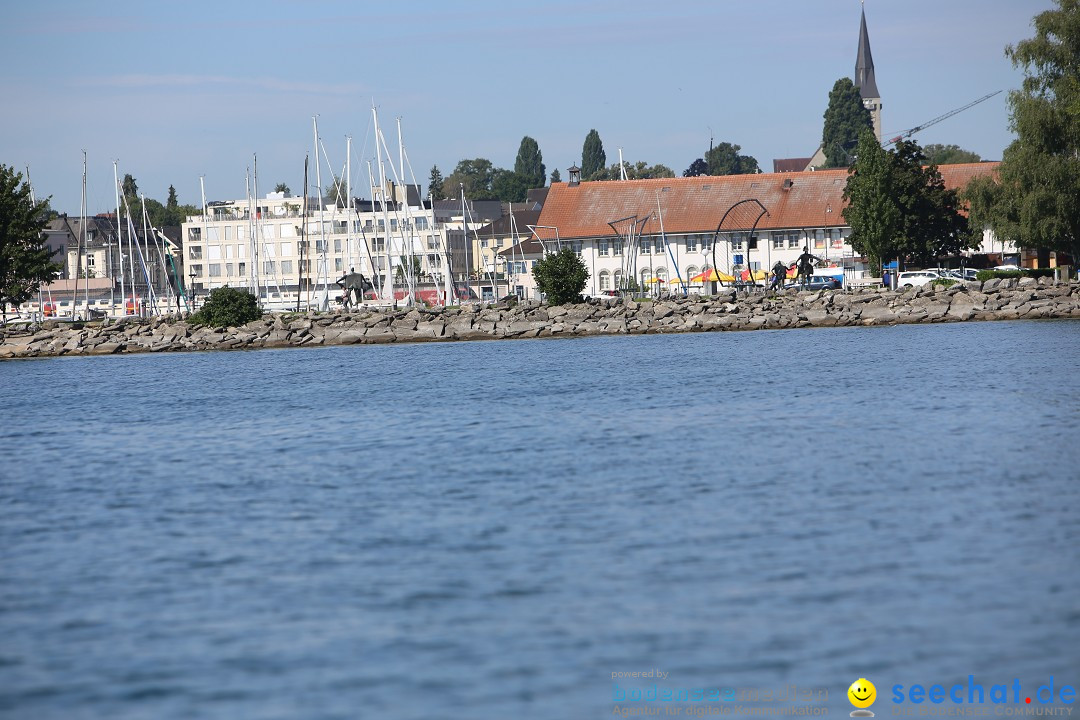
[2,277,1078,359]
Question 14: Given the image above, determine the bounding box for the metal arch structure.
[710,199,770,290]
[607,215,650,293]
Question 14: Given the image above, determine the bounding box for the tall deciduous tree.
[994,0,1080,260]
[443,159,497,200]
[923,144,982,165]
[0,164,61,314]
[491,169,529,202]
[581,129,606,179]
[844,131,976,270]
[822,77,873,168]
[705,143,760,176]
[514,136,546,189]
[683,158,709,177]
[843,131,900,271]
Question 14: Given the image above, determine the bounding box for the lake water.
[2,320,1079,719]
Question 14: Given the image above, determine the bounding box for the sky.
[0,0,1053,216]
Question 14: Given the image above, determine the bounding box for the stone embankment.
[3,277,1079,359]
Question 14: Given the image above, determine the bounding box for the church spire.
[855,5,879,100]
[855,3,882,141]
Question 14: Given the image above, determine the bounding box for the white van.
[895,270,942,288]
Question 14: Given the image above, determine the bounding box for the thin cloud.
[92,74,364,96]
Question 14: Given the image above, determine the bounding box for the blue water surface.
[2,320,1079,719]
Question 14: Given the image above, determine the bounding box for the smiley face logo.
[848,678,876,716]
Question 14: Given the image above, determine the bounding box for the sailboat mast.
[313,115,328,310]
[252,153,262,301]
[113,162,124,316]
[346,135,353,275]
[74,151,86,319]
[199,175,208,298]
[372,107,394,305]
[297,155,308,313]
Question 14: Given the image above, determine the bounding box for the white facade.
[182,191,455,307]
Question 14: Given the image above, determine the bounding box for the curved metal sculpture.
[710,199,770,292]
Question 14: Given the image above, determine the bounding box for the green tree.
[122,173,139,203]
[994,0,1080,260]
[274,182,291,196]
[923,144,982,165]
[822,77,873,168]
[190,285,262,326]
[443,158,497,200]
[428,166,446,200]
[550,168,561,184]
[589,161,676,181]
[532,246,589,305]
[705,142,759,176]
[0,164,61,315]
[514,136,546,189]
[843,131,900,271]
[683,158,709,177]
[491,170,529,202]
[581,129,606,179]
[843,131,976,270]
[325,175,348,207]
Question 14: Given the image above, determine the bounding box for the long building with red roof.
[527,163,999,296]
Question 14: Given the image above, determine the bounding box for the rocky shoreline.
[3,277,1078,360]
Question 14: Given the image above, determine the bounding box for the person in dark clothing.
[769,260,787,291]
[796,247,818,287]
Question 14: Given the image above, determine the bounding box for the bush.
[190,286,262,327]
[931,278,958,288]
[532,247,589,305]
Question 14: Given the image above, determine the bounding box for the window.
[655,238,665,253]
[86,255,95,268]
[788,232,801,249]
[237,226,248,241]
[686,265,699,281]
[335,258,343,271]
[639,240,650,255]
[226,263,234,276]
[480,238,487,248]
[208,246,222,260]
[686,235,697,252]
[207,227,220,242]
[773,233,784,249]
[188,227,201,242]
[732,233,744,251]
[416,218,428,230]
[188,246,203,260]
[280,260,293,274]
[831,235,844,250]
[225,226,233,242]
[263,260,275,274]
[334,238,342,252]
[572,241,582,256]
[814,232,825,250]
[614,270,624,289]
[598,240,609,256]
[238,262,246,276]
[208,263,222,278]
[190,264,202,277]
[612,240,623,256]
[599,270,611,290]
[333,220,347,234]
[280,224,295,238]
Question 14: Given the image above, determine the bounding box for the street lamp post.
[824,204,832,263]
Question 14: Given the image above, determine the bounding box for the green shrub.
[190,286,262,327]
[975,268,1055,283]
[975,270,995,282]
[532,247,589,305]
[931,278,958,288]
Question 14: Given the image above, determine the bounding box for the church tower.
[855,4,882,141]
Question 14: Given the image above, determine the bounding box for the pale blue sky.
[1,0,1050,215]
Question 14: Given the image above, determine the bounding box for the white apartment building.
[181,186,459,307]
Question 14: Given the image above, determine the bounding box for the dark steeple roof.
[855,6,879,99]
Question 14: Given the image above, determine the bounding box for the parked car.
[895,270,942,288]
[784,276,842,291]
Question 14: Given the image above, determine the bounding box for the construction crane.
[883,90,1002,146]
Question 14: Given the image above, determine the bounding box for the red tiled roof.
[535,163,999,240]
